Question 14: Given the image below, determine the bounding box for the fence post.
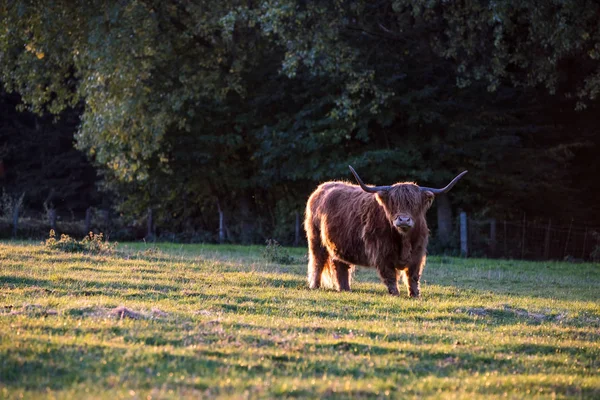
[582,228,588,259]
[146,208,153,241]
[12,204,19,238]
[217,201,225,244]
[294,211,301,247]
[563,218,573,259]
[84,207,93,234]
[48,208,57,232]
[543,219,552,259]
[460,212,468,257]
[503,220,507,258]
[521,213,526,259]
[489,218,497,257]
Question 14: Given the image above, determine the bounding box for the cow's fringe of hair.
[320,260,336,289]
[320,260,355,291]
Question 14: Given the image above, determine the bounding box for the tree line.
[1,1,599,245]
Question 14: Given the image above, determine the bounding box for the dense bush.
[261,239,298,265]
[44,230,116,255]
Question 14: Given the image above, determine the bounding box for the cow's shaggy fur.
[305,179,435,296]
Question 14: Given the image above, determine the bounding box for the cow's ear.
[422,190,434,208]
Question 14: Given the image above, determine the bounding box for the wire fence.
[466,217,600,261]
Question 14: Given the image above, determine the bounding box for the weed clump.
[262,239,297,265]
[44,230,116,255]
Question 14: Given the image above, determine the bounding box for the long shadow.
[0,339,231,391]
[0,275,52,288]
[422,258,600,303]
[2,313,597,397]
[0,274,180,296]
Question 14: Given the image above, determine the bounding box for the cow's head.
[348,166,467,235]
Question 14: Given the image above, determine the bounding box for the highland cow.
[305,166,467,297]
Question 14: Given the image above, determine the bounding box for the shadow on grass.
[0,274,180,298]
[424,259,600,303]
[2,312,598,397]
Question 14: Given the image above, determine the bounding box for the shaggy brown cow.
[305,166,467,296]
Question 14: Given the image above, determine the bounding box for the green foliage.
[44,229,116,255]
[0,189,24,218]
[0,90,101,215]
[2,0,600,240]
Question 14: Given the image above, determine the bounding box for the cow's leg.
[307,237,328,289]
[405,254,426,298]
[332,260,351,291]
[378,266,400,296]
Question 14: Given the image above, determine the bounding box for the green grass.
[1,241,599,399]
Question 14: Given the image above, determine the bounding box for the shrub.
[44,230,116,255]
[262,239,297,265]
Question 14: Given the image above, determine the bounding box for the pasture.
[1,241,599,399]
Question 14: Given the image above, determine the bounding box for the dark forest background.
[1,1,600,255]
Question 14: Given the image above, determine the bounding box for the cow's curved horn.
[420,171,468,194]
[348,166,391,193]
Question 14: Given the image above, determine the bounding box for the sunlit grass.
[1,241,598,399]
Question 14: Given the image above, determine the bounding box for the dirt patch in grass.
[62,305,170,320]
[459,305,566,322]
[2,303,58,317]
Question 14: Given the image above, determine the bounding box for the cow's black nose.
[394,216,413,229]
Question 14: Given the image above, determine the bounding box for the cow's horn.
[348,166,391,193]
[420,171,468,194]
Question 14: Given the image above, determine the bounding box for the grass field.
[1,241,599,399]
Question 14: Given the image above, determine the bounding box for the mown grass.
[0,241,599,399]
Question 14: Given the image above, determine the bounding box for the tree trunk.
[489,218,497,257]
[146,208,153,241]
[217,201,225,244]
[436,193,453,245]
[48,208,57,232]
[460,211,468,257]
[12,204,19,238]
[239,193,254,245]
[101,209,110,231]
[294,211,301,246]
[84,207,93,234]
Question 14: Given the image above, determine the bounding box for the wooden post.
[12,203,19,238]
[563,218,573,259]
[436,193,453,246]
[147,208,153,240]
[460,211,468,257]
[84,207,93,234]
[102,209,110,229]
[521,213,526,259]
[489,218,497,257]
[582,228,588,259]
[10,193,24,238]
[48,208,57,231]
[294,211,301,247]
[503,220,507,258]
[543,219,551,259]
[217,201,225,244]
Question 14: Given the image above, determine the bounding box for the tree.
[0,90,100,216]
[2,0,599,243]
